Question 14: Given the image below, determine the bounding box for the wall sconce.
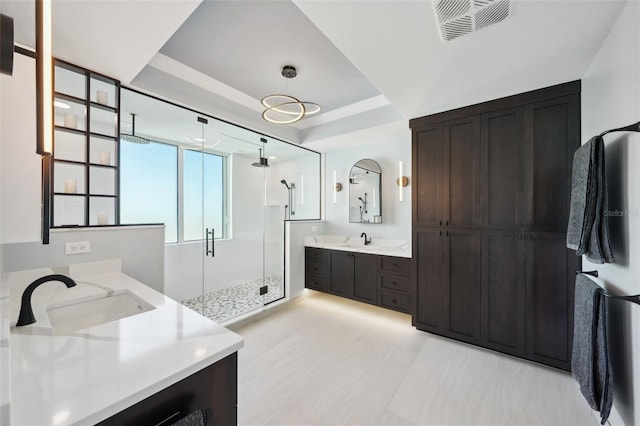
[397,160,409,201]
[36,0,53,155]
[333,170,342,204]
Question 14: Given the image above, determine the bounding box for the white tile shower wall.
[581,3,640,424]
[164,236,280,303]
[308,120,411,242]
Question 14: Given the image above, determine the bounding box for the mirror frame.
[349,158,382,224]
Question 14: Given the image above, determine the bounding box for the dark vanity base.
[305,247,412,314]
[98,352,237,426]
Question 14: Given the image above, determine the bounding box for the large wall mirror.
[349,159,382,223]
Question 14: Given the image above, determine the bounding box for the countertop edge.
[80,340,243,425]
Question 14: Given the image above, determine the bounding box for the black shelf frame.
[50,59,121,228]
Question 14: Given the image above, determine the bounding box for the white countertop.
[304,235,412,258]
[1,282,10,426]
[3,260,243,426]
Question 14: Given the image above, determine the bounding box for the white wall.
[0,53,41,243]
[1,226,165,292]
[308,120,411,242]
[581,2,640,425]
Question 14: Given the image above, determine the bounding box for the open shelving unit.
[52,60,120,227]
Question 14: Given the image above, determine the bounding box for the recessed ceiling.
[0,0,628,149]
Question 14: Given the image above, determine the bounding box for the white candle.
[96,90,108,105]
[64,178,77,194]
[99,151,111,165]
[64,113,77,129]
[97,211,108,225]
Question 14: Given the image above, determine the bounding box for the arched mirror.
[349,159,382,223]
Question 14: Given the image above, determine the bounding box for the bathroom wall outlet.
[65,241,91,255]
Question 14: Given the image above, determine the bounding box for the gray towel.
[571,274,613,424]
[171,409,208,426]
[566,136,614,263]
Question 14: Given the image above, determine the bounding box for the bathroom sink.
[46,290,155,335]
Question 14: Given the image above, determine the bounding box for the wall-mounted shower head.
[280,179,290,189]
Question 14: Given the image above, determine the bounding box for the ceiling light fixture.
[261,65,321,125]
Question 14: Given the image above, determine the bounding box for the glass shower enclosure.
[119,88,319,323]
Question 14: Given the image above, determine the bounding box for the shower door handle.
[206,228,215,257]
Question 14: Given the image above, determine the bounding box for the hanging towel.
[566,136,614,263]
[571,274,613,425]
[170,409,208,426]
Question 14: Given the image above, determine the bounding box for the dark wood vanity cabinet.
[411,81,581,371]
[305,247,330,292]
[99,353,237,426]
[306,248,410,314]
[378,256,411,313]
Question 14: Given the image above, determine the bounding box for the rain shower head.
[251,148,270,167]
[280,179,290,189]
[121,113,150,145]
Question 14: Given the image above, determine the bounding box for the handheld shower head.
[280,179,290,189]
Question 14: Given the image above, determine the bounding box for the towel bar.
[598,121,640,138]
[576,270,599,277]
[576,271,640,306]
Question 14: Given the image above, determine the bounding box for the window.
[120,141,226,244]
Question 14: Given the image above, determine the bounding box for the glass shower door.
[198,125,270,323]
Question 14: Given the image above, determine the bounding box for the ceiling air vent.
[433,0,511,42]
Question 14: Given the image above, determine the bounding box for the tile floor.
[234,290,597,426]
[182,276,284,323]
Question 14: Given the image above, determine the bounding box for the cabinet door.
[443,117,481,228]
[524,95,580,232]
[525,232,578,371]
[481,231,525,357]
[481,107,526,230]
[442,229,481,344]
[413,229,444,332]
[330,250,354,297]
[353,253,378,304]
[413,124,443,228]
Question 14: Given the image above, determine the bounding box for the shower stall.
[119,88,320,323]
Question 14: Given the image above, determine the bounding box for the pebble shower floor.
[181,276,284,323]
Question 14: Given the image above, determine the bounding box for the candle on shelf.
[99,151,111,165]
[64,178,77,194]
[97,211,108,225]
[64,113,77,129]
[96,90,108,105]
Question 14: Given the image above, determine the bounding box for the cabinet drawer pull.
[392,299,398,303]
[392,281,398,286]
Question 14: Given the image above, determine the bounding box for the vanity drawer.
[380,275,410,293]
[306,258,329,276]
[380,256,411,277]
[305,274,329,292]
[306,247,328,261]
[379,291,410,313]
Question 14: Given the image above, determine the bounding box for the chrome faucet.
[16,274,77,326]
[360,232,371,246]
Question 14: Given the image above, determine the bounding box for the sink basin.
[46,290,155,335]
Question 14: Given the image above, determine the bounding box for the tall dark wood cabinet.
[411,81,581,371]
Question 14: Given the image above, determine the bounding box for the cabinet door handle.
[446,220,449,226]
[439,221,442,226]
[445,231,449,237]
[392,299,398,303]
